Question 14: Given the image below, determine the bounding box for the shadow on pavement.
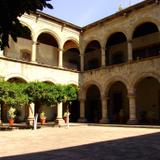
[1,132,160,160]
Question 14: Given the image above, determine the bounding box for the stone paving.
[0,125,160,160]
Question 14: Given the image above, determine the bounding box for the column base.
[100,118,110,124]
[27,117,34,126]
[55,118,65,127]
[78,117,87,123]
[127,119,138,125]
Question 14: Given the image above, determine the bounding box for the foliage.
[0,0,53,49]
[8,107,16,119]
[0,81,79,109]
[0,81,28,107]
[40,111,46,119]
[62,84,79,105]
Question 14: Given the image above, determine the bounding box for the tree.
[0,81,28,107]
[0,0,53,50]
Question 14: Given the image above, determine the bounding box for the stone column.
[127,92,138,124]
[101,47,106,67]
[32,41,37,63]
[80,53,84,72]
[58,48,63,68]
[27,103,35,126]
[0,49,4,57]
[56,102,65,126]
[127,39,133,61]
[78,99,86,122]
[100,96,109,123]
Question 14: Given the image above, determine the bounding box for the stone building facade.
[0,0,160,125]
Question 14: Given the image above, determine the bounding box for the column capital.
[79,97,86,102]
[128,93,136,98]
[32,41,38,45]
[58,48,63,52]
[127,39,132,43]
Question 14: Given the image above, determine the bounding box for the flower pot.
[9,119,14,126]
[40,118,46,125]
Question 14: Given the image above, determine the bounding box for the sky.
[43,0,144,27]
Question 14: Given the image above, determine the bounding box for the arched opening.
[1,77,27,123]
[37,33,59,66]
[105,32,127,66]
[132,22,160,60]
[107,81,129,124]
[84,40,101,70]
[63,40,80,71]
[85,85,102,123]
[135,77,160,124]
[7,77,27,83]
[5,26,32,61]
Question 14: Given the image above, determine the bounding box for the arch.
[20,20,34,40]
[105,32,128,66]
[104,76,130,96]
[105,30,128,44]
[107,81,129,123]
[85,84,102,123]
[132,22,159,38]
[83,38,102,52]
[130,17,160,39]
[38,78,57,84]
[81,80,102,99]
[36,32,59,66]
[37,32,58,47]
[133,72,160,89]
[67,80,79,86]
[5,74,29,82]
[131,20,160,60]
[63,37,79,49]
[36,29,62,48]
[84,40,102,70]
[135,76,160,124]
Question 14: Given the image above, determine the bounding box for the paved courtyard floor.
[0,124,160,160]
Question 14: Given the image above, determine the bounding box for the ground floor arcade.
[79,75,160,125]
[0,75,160,125]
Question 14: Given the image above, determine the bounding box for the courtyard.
[0,125,160,160]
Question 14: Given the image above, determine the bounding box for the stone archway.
[107,81,129,124]
[85,85,102,123]
[135,77,160,124]
[84,40,101,70]
[63,40,80,71]
[37,32,59,66]
[132,22,160,60]
[105,32,127,66]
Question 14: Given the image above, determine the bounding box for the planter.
[8,119,14,126]
[40,118,46,125]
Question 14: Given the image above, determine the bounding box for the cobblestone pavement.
[0,125,160,160]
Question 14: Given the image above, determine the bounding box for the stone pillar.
[100,96,109,123]
[101,47,106,67]
[56,102,65,126]
[127,39,133,61]
[32,41,37,63]
[27,103,35,126]
[0,49,4,57]
[58,48,63,68]
[80,53,84,72]
[78,99,86,122]
[127,92,138,124]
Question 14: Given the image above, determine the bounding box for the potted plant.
[8,107,16,126]
[40,111,46,125]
